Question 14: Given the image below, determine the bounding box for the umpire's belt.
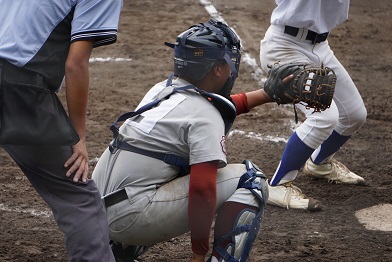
[0,59,46,88]
[284,25,329,44]
[103,188,128,208]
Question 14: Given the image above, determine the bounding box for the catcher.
[91,19,324,262]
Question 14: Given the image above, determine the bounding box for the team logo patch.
[194,48,204,57]
[220,136,227,155]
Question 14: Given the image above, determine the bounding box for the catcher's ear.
[213,62,230,78]
[212,63,222,77]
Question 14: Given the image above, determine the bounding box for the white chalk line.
[200,1,266,85]
[228,129,288,143]
[89,57,132,62]
[0,203,52,218]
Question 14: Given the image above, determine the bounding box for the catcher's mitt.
[263,62,336,112]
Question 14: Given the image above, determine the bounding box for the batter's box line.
[228,129,289,144]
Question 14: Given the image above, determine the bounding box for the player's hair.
[165,19,241,83]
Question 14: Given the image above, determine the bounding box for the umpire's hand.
[64,138,89,183]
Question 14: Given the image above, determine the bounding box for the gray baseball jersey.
[93,77,228,201]
[92,78,265,248]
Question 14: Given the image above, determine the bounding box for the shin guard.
[213,160,268,262]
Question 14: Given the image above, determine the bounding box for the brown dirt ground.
[1,0,391,261]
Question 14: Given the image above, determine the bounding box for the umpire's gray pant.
[3,145,115,262]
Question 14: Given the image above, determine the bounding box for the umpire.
[0,1,122,261]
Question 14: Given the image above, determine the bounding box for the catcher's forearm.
[246,89,274,110]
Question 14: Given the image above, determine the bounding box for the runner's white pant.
[260,24,367,149]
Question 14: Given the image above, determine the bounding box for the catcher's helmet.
[165,19,241,84]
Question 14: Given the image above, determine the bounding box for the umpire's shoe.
[111,242,133,262]
[303,158,366,185]
[267,182,322,212]
[111,241,150,262]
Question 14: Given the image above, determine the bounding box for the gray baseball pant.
[3,145,115,262]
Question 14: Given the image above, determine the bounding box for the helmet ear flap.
[174,57,218,81]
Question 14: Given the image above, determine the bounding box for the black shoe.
[111,241,150,262]
[130,245,150,259]
[111,242,133,262]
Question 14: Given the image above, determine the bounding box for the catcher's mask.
[165,19,241,98]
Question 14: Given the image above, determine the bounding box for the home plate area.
[355,204,392,232]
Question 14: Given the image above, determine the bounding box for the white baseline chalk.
[89,57,132,62]
[0,203,52,218]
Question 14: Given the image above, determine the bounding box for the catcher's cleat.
[303,158,366,185]
[267,182,322,212]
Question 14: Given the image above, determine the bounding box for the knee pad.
[237,159,269,207]
[213,160,268,262]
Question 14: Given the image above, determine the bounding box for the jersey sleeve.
[188,162,218,255]
[71,0,122,47]
[231,92,249,115]
[187,99,227,166]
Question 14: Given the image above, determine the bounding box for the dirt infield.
[1,0,391,261]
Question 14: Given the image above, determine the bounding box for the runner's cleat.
[303,159,366,185]
[267,182,322,212]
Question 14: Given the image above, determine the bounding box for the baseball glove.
[263,62,337,112]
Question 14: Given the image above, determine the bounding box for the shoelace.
[282,182,305,209]
[325,159,340,182]
[310,159,337,183]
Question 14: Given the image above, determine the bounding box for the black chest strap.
[109,75,192,174]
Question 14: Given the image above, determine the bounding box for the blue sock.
[312,130,351,164]
[270,132,314,186]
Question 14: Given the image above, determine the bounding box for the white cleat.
[267,182,322,212]
[303,159,366,185]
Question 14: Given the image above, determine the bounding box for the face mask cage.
[224,47,241,78]
[205,19,241,78]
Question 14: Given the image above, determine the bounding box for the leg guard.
[213,160,269,262]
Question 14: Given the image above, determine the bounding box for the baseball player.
[0,1,122,261]
[259,0,367,211]
[92,19,273,262]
